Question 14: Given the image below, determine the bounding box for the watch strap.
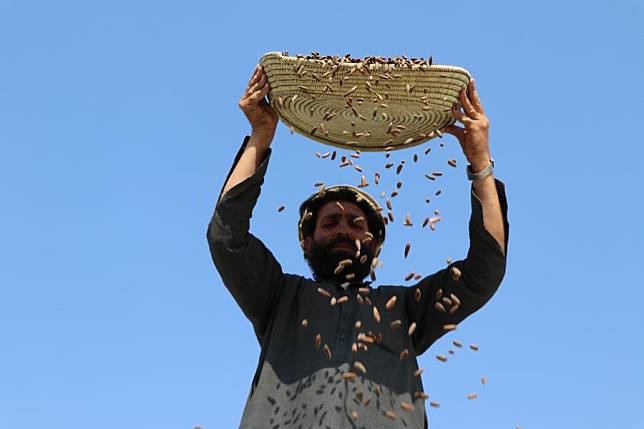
[466,159,495,181]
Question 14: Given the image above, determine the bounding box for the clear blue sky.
[1,1,642,428]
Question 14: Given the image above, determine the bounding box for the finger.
[247,69,264,90]
[459,86,478,118]
[244,75,267,98]
[442,124,466,149]
[247,65,261,86]
[248,66,267,87]
[451,104,472,125]
[247,84,270,104]
[469,79,485,114]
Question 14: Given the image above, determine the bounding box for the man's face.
[303,199,376,283]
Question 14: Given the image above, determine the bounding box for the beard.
[305,235,374,283]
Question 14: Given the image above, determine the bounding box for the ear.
[303,236,313,255]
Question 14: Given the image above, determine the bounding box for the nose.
[334,220,354,239]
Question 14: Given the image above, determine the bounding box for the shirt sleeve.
[206,135,285,343]
[405,177,509,355]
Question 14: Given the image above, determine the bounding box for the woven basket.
[259,51,471,152]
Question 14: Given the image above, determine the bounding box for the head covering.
[259,51,471,152]
[298,184,386,254]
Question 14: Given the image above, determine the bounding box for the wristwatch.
[466,158,495,181]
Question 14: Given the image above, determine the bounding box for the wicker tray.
[260,51,471,152]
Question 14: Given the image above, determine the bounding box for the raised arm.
[407,78,510,354]
[446,78,505,254]
[206,65,282,343]
[219,64,278,201]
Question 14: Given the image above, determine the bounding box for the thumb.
[442,125,466,149]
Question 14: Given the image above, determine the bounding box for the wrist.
[466,157,495,181]
[468,156,492,172]
[250,130,274,148]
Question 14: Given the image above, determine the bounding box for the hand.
[443,78,491,171]
[238,64,279,138]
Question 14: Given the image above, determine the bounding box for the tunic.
[207,135,510,428]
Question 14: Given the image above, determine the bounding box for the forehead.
[316,200,367,221]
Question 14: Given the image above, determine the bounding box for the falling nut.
[317,288,332,298]
[415,391,429,400]
[323,344,332,360]
[390,319,402,328]
[408,322,417,336]
[404,213,412,226]
[372,306,381,323]
[333,264,346,275]
[385,296,397,310]
[450,293,461,306]
[341,371,357,380]
[354,361,367,374]
[401,402,414,411]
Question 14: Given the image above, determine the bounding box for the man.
[207,64,509,428]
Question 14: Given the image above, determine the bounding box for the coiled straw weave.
[260,51,471,152]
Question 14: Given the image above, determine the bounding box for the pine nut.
[408,322,417,336]
[317,288,332,298]
[385,296,397,310]
[373,306,381,323]
[401,402,414,411]
[323,344,332,360]
[354,361,367,374]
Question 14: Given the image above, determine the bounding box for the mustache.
[327,237,355,250]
